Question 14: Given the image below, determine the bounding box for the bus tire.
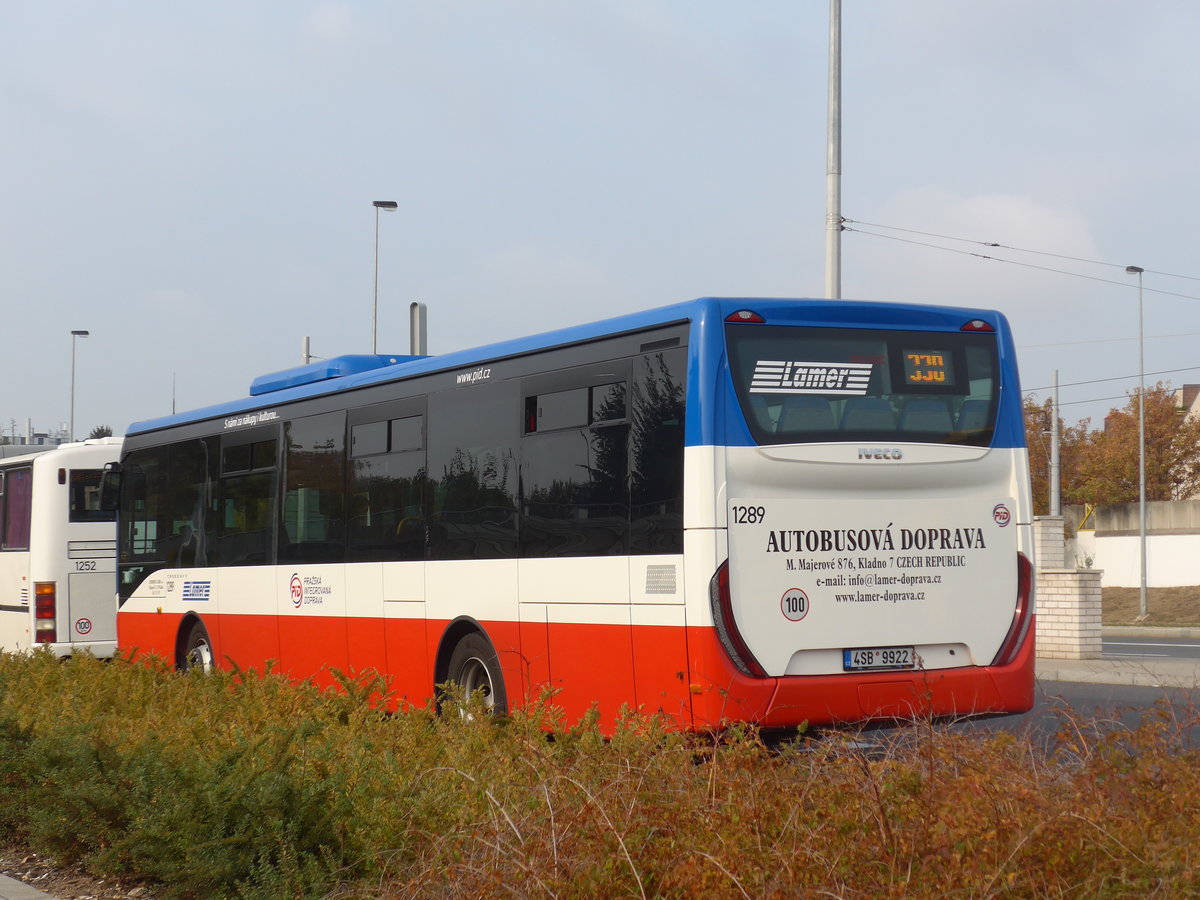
[443,631,507,716]
[180,620,214,673]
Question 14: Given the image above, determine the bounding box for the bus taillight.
[34,582,57,644]
[710,560,767,678]
[725,310,765,324]
[990,552,1033,667]
[960,319,995,332]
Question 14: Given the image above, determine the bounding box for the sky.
[4,1,1200,441]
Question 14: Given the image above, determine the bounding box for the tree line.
[1024,383,1200,515]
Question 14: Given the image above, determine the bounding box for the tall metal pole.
[69,330,89,441]
[371,200,398,354]
[1127,265,1147,619]
[1050,369,1061,516]
[824,0,841,299]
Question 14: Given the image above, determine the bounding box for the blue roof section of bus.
[123,297,1025,450]
[126,297,703,435]
[249,354,429,396]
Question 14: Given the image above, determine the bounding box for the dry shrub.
[1,651,1198,899]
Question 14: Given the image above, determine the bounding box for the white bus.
[112,298,1034,730]
[0,437,122,657]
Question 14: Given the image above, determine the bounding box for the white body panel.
[720,441,1033,677]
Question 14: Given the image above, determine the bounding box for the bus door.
[63,467,118,648]
[626,346,692,724]
[278,412,350,684]
[347,399,428,695]
[519,364,636,726]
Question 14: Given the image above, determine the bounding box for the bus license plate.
[843,646,915,671]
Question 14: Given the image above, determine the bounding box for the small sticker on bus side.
[455,367,492,386]
[781,588,809,622]
[181,581,211,601]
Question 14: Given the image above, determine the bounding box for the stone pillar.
[1034,515,1066,570]
[1035,569,1102,659]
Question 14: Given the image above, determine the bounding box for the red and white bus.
[110,298,1034,729]
[0,438,122,657]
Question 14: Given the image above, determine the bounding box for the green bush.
[1,650,1198,898]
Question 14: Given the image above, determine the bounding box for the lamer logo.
[749,360,872,395]
[858,447,904,460]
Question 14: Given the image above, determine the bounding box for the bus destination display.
[903,350,956,386]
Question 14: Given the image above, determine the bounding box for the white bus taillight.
[709,561,767,678]
[990,552,1034,667]
[34,582,57,644]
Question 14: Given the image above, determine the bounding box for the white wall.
[1072,531,1200,587]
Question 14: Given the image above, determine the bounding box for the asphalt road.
[1104,634,1200,660]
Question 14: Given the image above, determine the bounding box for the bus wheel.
[443,632,507,716]
[181,621,214,673]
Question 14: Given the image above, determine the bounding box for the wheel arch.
[174,612,209,670]
[434,615,492,685]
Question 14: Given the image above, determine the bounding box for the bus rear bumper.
[41,640,118,660]
[688,626,1036,730]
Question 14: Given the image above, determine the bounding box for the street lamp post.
[70,330,89,441]
[825,0,841,299]
[372,200,398,354]
[1126,265,1147,620]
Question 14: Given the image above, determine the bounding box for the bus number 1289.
[732,505,766,524]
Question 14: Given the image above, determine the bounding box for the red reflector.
[960,319,995,332]
[725,310,765,324]
[991,552,1033,666]
[709,561,767,678]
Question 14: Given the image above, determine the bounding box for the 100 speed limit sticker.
[780,588,809,622]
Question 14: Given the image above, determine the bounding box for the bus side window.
[281,412,347,564]
[217,434,277,567]
[1,468,33,550]
[348,411,427,562]
[427,381,519,560]
[630,349,685,555]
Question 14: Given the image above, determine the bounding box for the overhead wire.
[842,218,1200,285]
[1026,365,1200,393]
[1022,332,1200,349]
[842,217,1200,413]
[841,219,1200,302]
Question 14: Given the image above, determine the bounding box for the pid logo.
[290,573,304,608]
[781,588,810,622]
[993,504,1011,527]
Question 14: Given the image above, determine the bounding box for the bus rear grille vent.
[18,588,29,605]
[68,540,117,558]
[645,565,678,595]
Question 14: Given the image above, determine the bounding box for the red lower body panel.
[117,609,1034,731]
[685,622,1036,729]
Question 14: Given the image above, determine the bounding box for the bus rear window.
[725,324,999,447]
[69,469,115,523]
